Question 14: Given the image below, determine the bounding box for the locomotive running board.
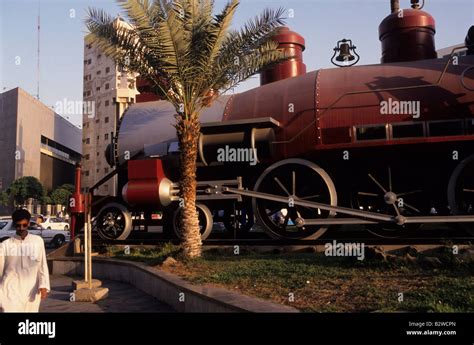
[223,187,474,225]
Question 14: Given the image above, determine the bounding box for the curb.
[48,256,299,313]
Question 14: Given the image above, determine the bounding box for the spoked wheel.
[354,166,428,238]
[448,155,474,236]
[223,206,254,237]
[252,159,337,240]
[173,203,213,241]
[96,203,133,240]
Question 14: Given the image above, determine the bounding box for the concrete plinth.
[72,279,102,290]
[73,287,109,302]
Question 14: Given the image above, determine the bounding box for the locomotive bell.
[335,42,355,62]
[331,39,360,67]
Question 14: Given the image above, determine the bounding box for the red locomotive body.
[76,1,474,241]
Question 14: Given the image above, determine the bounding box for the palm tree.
[86,0,290,258]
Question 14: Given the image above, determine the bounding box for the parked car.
[0,218,70,248]
[39,217,70,231]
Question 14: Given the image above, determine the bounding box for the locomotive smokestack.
[260,26,306,86]
[379,1,436,63]
[390,0,400,13]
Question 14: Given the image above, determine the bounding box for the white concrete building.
[81,17,139,196]
[0,87,82,193]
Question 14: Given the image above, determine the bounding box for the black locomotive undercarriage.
[90,139,474,242]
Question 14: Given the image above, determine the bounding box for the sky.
[0,0,473,128]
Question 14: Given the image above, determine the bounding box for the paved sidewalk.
[40,275,174,312]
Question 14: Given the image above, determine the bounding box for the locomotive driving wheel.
[354,166,428,238]
[173,203,213,241]
[252,158,337,240]
[448,155,474,236]
[96,203,133,240]
[223,205,254,237]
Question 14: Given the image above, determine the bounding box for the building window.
[97,135,99,141]
[392,123,424,139]
[355,125,387,141]
[105,133,109,140]
[87,44,92,49]
[97,54,102,59]
[105,117,109,123]
[97,152,100,156]
[104,168,109,173]
[96,70,101,75]
[96,87,100,92]
[85,138,90,144]
[429,120,464,137]
[105,100,109,106]
[84,171,90,176]
[87,59,92,65]
[96,169,100,173]
[105,83,110,90]
[106,67,110,74]
[84,154,90,160]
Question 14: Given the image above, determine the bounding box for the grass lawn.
[102,244,474,312]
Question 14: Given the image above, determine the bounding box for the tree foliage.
[85,0,290,120]
[50,187,72,206]
[0,191,9,207]
[7,176,45,205]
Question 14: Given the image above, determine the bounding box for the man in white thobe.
[0,209,50,312]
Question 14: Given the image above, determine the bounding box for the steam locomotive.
[71,0,474,241]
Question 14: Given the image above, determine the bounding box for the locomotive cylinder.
[122,159,174,207]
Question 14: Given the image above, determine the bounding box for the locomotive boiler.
[74,0,474,241]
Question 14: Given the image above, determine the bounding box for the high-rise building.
[81,17,139,196]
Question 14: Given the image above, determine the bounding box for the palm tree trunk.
[176,116,202,258]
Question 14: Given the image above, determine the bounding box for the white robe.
[0,234,50,312]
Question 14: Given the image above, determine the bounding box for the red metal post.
[70,163,85,240]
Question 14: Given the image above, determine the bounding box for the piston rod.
[224,187,474,224]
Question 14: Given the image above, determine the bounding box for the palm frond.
[85,0,291,117]
[198,7,289,97]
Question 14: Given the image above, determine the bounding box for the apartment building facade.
[81,17,139,196]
